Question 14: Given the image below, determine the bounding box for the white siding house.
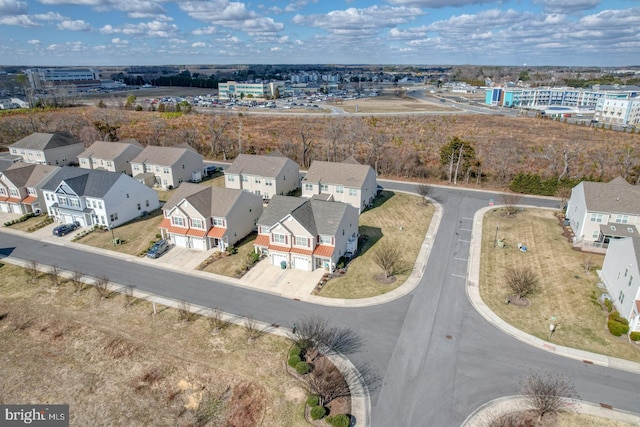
[0,163,58,215]
[78,139,143,175]
[224,153,300,200]
[130,145,204,189]
[600,237,640,332]
[9,132,85,166]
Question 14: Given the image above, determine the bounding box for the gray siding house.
[9,132,85,166]
[224,153,300,200]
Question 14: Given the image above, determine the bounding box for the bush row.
[325,414,350,427]
[27,216,55,232]
[607,311,630,337]
[508,173,580,196]
[3,212,38,227]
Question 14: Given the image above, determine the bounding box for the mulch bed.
[506,295,531,307]
[374,273,397,285]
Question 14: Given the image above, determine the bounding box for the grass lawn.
[0,262,307,426]
[319,190,433,299]
[199,233,258,277]
[480,208,640,362]
[2,214,53,232]
[156,174,225,202]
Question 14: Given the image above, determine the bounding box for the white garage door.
[63,214,73,224]
[11,204,22,214]
[73,215,84,227]
[173,234,188,248]
[272,253,287,268]
[0,203,8,213]
[293,256,309,271]
[192,238,207,251]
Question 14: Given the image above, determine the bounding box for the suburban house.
[254,195,359,272]
[8,131,85,166]
[159,183,263,251]
[301,158,377,214]
[0,152,23,172]
[130,145,204,189]
[224,153,300,201]
[600,236,640,332]
[565,177,640,247]
[78,139,143,175]
[40,166,160,228]
[0,162,59,214]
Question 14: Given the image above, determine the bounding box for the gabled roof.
[580,176,640,215]
[41,167,124,197]
[258,195,353,236]
[10,131,83,150]
[163,182,247,218]
[1,163,59,188]
[303,160,374,188]
[131,145,202,167]
[225,153,297,178]
[79,140,143,160]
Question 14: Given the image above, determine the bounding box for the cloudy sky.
[1,0,639,66]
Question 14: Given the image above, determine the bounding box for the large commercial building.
[218,81,285,99]
[26,68,101,91]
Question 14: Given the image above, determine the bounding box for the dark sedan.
[52,222,79,236]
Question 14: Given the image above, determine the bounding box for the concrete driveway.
[241,258,325,299]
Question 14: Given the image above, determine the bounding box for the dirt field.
[0,262,308,426]
[339,93,456,114]
[479,208,640,362]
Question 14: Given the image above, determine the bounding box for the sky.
[1,0,639,67]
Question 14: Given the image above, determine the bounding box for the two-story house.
[254,195,359,272]
[224,153,300,201]
[159,183,263,251]
[301,158,377,214]
[566,177,640,246]
[0,162,58,214]
[600,236,640,332]
[130,145,204,189]
[9,131,85,166]
[40,167,160,228]
[78,139,143,175]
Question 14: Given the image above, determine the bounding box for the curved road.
[1,183,639,426]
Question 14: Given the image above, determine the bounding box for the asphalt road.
[1,183,639,426]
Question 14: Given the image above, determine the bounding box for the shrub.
[307,394,320,407]
[604,299,613,313]
[310,405,326,420]
[289,344,302,358]
[608,320,629,337]
[326,414,350,427]
[295,361,311,375]
[288,354,301,368]
[227,245,238,255]
[630,332,640,342]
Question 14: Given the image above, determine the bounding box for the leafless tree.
[123,285,135,307]
[94,275,111,299]
[25,260,39,283]
[520,370,579,422]
[48,264,62,287]
[177,300,197,323]
[416,184,431,205]
[291,316,363,361]
[373,242,404,279]
[207,111,231,158]
[71,270,85,293]
[505,267,540,301]
[582,257,594,274]
[244,316,265,341]
[208,307,228,332]
[301,358,378,407]
[299,120,315,168]
[499,193,522,215]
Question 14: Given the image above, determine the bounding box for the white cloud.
[0,0,27,15]
[270,46,281,51]
[387,0,495,7]
[111,37,128,45]
[192,26,216,35]
[33,12,66,21]
[57,19,91,31]
[0,14,39,26]
[191,41,206,47]
[99,20,179,37]
[179,1,284,34]
[531,0,600,14]
[46,41,87,53]
[27,39,40,44]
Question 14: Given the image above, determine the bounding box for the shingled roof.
[303,160,373,188]
[41,167,123,197]
[225,153,296,178]
[582,176,640,215]
[131,145,200,166]
[10,132,82,150]
[79,140,142,160]
[1,163,58,187]
[163,182,246,217]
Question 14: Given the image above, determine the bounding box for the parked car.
[147,239,170,259]
[52,222,79,237]
[204,165,219,176]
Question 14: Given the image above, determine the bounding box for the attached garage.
[11,204,22,214]
[292,256,310,271]
[73,215,85,227]
[191,238,207,251]
[173,234,188,248]
[272,253,288,268]
[0,203,8,213]
[62,214,74,224]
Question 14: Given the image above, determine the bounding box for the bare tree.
[123,285,135,307]
[94,275,111,299]
[207,111,231,158]
[244,316,265,341]
[177,300,197,323]
[505,267,540,301]
[582,256,594,274]
[291,316,363,361]
[499,193,522,215]
[416,184,431,205]
[521,370,579,422]
[48,264,62,287]
[299,120,315,168]
[373,242,404,279]
[25,260,39,283]
[71,270,85,293]
[208,307,228,332]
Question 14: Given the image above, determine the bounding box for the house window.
[97,201,103,209]
[265,179,273,186]
[349,188,357,196]
[295,236,307,246]
[319,235,331,245]
[213,218,225,227]
[255,177,261,184]
[336,185,344,194]
[241,175,249,182]
[110,213,118,222]
[146,200,149,207]
[228,176,235,182]
[320,184,329,192]
[107,161,113,167]
[254,190,261,196]
[163,168,170,174]
[58,196,69,206]
[618,290,625,304]
[70,198,81,208]
[615,215,629,224]
[192,218,204,229]
[172,216,185,227]
[590,213,603,223]
[625,268,628,277]
[9,188,18,197]
[0,188,5,195]
[137,203,141,210]
[304,183,313,191]
[629,275,633,287]
[133,165,140,171]
[591,230,599,239]
[272,233,286,244]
